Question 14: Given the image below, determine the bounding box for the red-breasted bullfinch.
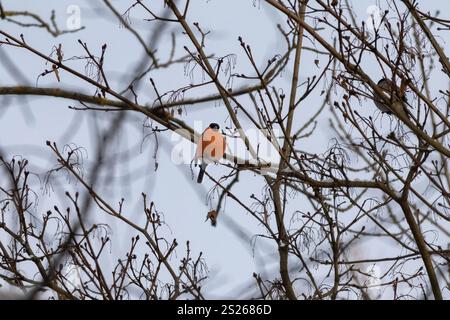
[195,123,226,183]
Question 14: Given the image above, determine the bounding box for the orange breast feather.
[196,128,226,161]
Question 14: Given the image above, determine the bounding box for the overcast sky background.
[0,0,449,299]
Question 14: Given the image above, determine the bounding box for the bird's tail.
[197,162,207,183]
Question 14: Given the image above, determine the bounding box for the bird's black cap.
[209,123,220,130]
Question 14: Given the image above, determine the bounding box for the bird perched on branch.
[195,123,226,183]
[373,78,410,119]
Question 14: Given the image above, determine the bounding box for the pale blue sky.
[0,0,448,299]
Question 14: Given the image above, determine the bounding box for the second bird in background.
[373,77,410,119]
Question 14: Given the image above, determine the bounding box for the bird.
[373,78,410,118]
[195,123,227,183]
